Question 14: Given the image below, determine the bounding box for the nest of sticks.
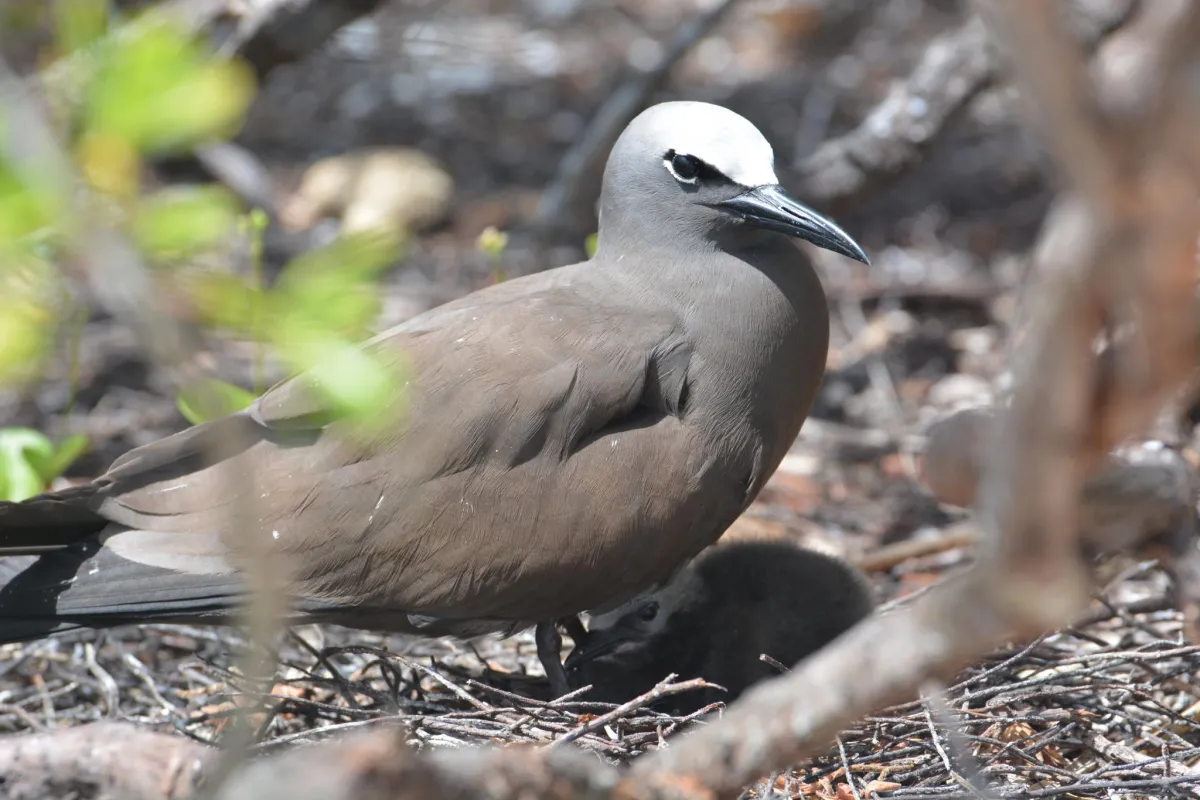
[3,558,1199,798]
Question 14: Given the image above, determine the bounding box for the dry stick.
[798,15,998,205]
[255,716,400,752]
[835,735,863,800]
[797,0,1135,206]
[550,676,713,748]
[204,0,391,77]
[635,5,1200,793]
[533,0,741,232]
[288,631,363,711]
[855,522,979,573]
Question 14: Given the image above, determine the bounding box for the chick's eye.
[638,601,659,622]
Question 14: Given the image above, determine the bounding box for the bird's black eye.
[638,601,659,622]
[665,150,701,184]
[672,154,699,180]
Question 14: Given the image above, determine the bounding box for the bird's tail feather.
[0,487,109,554]
[0,547,246,644]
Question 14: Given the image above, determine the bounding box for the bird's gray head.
[595,101,868,264]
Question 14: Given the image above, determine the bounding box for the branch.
[0,723,211,800]
[797,0,1136,207]
[174,0,391,78]
[0,722,706,800]
[797,15,998,205]
[213,729,707,800]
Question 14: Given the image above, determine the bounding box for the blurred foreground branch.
[0,722,211,800]
[630,1,1200,792]
[0,722,704,800]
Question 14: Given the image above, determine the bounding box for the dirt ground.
[3,1,1200,798]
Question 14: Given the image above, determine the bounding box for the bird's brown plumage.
[0,103,862,683]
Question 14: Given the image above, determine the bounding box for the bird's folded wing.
[52,277,716,622]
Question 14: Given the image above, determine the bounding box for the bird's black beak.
[563,626,626,671]
[716,185,870,265]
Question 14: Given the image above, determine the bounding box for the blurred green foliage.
[176,377,258,426]
[0,428,88,502]
[477,225,508,283]
[83,20,252,154]
[188,230,403,424]
[53,0,108,56]
[585,232,598,258]
[0,0,406,445]
[132,186,240,257]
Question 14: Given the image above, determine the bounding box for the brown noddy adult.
[564,540,875,712]
[0,102,867,696]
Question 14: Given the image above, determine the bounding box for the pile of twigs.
[182,637,720,758]
[3,566,1200,798]
[790,583,1200,797]
[0,623,721,762]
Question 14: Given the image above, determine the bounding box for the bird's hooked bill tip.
[562,631,623,670]
[716,185,870,265]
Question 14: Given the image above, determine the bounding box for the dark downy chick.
[565,539,874,714]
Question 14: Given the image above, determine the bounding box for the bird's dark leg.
[535,620,571,697]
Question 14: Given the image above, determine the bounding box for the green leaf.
[134,185,239,257]
[0,159,57,244]
[0,308,53,385]
[175,378,257,425]
[185,271,266,334]
[276,326,402,428]
[584,232,598,258]
[476,226,508,259]
[24,433,88,484]
[0,427,55,502]
[83,20,255,153]
[0,254,62,385]
[280,230,397,288]
[274,231,395,338]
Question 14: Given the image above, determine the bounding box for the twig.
[856,523,979,573]
[83,642,120,718]
[551,676,713,748]
[836,735,863,800]
[798,15,998,205]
